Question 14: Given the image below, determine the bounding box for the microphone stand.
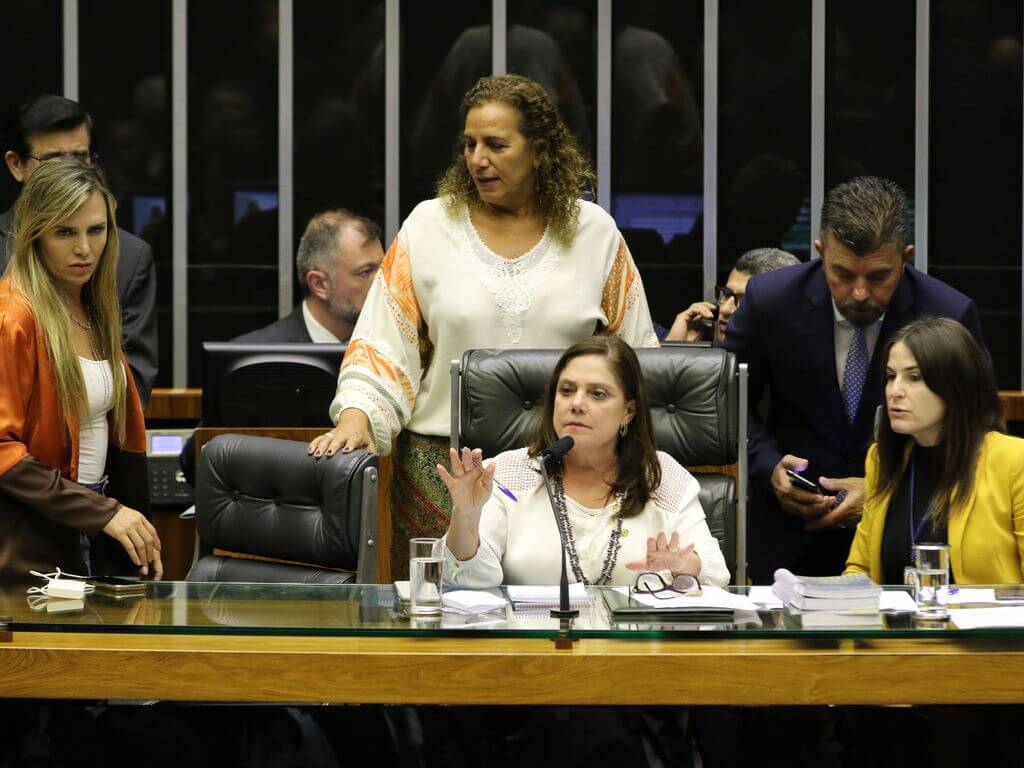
[539,455,579,619]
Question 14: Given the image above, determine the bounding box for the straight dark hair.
[527,336,661,518]
[873,317,1004,526]
[5,95,92,157]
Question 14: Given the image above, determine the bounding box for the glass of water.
[913,543,951,620]
[409,538,443,616]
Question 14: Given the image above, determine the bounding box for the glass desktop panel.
[80,0,174,387]
[4,583,1024,642]
[929,0,1023,390]
[718,0,811,265]
[186,0,280,384]
[399,1,492,222]
[825,0,916,213]
[610,0,704,331]
[0,0,62,213]
[293,0,384,303]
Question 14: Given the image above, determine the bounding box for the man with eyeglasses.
[1,94,156,404]
[666,247,800,343]
[725,176,985,583]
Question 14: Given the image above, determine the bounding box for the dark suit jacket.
[0,208,158,405]
[232,305,312,344]
[724,259,985,582]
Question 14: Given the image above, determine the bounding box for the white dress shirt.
[301,300,342,344]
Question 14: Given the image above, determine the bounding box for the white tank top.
[77,357,115,485]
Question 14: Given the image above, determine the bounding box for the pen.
[473,458,518,501]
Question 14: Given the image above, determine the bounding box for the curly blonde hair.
[436,74,595,246]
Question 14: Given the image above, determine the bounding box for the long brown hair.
[7,157,126,440]
[528,336,661,518]
[436,74,595,247]
[873,317,1003,526]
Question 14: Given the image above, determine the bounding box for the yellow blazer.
[845,431,1024,584]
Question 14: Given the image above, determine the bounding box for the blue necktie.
[842,326,868,424]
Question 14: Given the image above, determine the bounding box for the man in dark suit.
[233,208,383,344]
[178,209,383,484]
[725,176,985,582]
[1,95,157,405]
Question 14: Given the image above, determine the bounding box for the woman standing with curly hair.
[310,74,658,578]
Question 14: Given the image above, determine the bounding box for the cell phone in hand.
[695,305,719,342]
[785,469,821,494]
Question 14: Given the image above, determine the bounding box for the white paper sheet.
[442,590,508,614]
[748,585,783,608]
[950,607,1024,629]
[507,582,590,606]
[947,588,1024,606]
[878,591,917,612]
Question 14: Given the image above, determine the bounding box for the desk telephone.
[146,430,194,507]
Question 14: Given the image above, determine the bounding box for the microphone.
[540,436,574,464]
[537,435,579,619]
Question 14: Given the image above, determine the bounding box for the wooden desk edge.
[2,631,1024,705]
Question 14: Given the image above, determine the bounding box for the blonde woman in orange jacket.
[0,157,161,581]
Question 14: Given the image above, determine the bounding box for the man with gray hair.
[235,209,383,344]
[666,247,800,343]
[724,176,985,582]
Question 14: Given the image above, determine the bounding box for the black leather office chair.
[450,347,749,583]
[187,434,378,584]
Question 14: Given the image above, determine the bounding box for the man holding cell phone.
[665,247,799,344]
[725,176,986,582]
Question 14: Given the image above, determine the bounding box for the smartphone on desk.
[91,576,147,598]
[785,469,822,494]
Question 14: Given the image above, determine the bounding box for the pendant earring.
[619,422,628,437]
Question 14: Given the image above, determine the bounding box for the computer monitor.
[201,342,346,427]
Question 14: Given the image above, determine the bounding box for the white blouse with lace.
[443,448,730,589]
[328,198,660,455]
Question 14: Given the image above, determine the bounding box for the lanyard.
[907,457,932,561]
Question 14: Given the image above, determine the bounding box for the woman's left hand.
[625,531,700,576]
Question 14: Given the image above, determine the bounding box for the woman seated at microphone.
[846,317,1024,583]
[438,335,728,588]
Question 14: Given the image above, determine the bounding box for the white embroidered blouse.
[329,198,660,455]
[442,448,730,588]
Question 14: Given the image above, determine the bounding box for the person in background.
[177,209,383,487]
[440,335,727,588]
[235,208,383,344]
[0,157,161,580]
[309,74,658,579]
[846,317,1024,583]
[666,247,800,343]
[2,95,157,405]
[725,176,984,583]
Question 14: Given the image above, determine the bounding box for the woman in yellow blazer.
[846,317,1024,584]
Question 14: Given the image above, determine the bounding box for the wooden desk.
[1,630,1023,705]
[144,388,202,420]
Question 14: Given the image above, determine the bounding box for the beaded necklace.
[552,474,624,586]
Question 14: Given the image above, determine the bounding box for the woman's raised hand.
[436,447,495,518]
[625,531,701,577]
[308,408,376,458]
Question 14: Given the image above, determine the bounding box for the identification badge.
[903,566,917,585]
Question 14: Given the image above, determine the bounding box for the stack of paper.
[773,568,883,627]
[441,590,508,615]
[507,583,591,608]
